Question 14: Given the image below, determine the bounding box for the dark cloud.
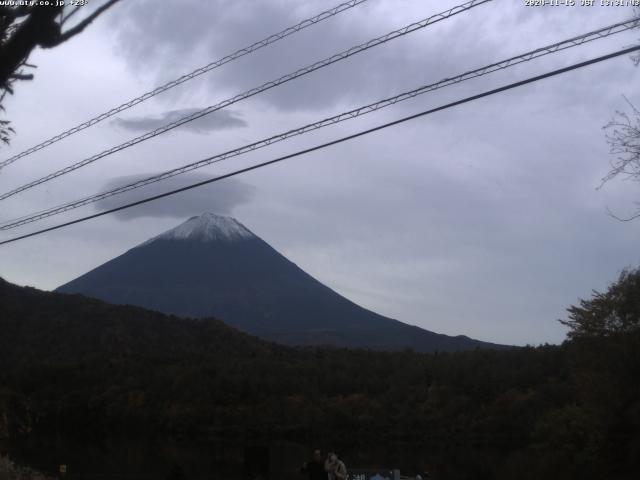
[94,174,255,220]
[112,108,247,133]
[107,0,500,113]
[106,0,631,119]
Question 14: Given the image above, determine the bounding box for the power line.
[0,0,371,171]
[1,44,637,247]
[1,17,637,231]
[0,0,492,202]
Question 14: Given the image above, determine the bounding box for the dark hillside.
[1,277,639,479]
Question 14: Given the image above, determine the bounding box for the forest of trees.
[1,270,639,479]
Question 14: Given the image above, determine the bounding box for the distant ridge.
[57,213,505,352]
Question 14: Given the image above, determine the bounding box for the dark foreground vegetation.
[1,271,639,479]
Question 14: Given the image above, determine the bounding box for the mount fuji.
[56,213,502,352]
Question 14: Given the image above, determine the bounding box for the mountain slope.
[56,213,503,352]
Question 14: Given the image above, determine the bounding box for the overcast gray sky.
[1,0,640,346]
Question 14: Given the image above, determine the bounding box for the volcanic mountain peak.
[57,213,506,352]
[144,212,253,244]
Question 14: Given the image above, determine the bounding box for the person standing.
[324,453,347,480]
[301,449,327,480]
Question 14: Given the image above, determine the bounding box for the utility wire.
[1,17,636,231]
[0,0,492,201]
[0,0,371,171]
[1,45,638,247]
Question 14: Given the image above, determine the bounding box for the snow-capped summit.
[147,213,254,244]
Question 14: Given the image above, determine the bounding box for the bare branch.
[605,205,640,222]
[60,6,82,26]
[50,0,119,47]
[0,1,120,147]
[9,73,33,81]
[602,98,640,186]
